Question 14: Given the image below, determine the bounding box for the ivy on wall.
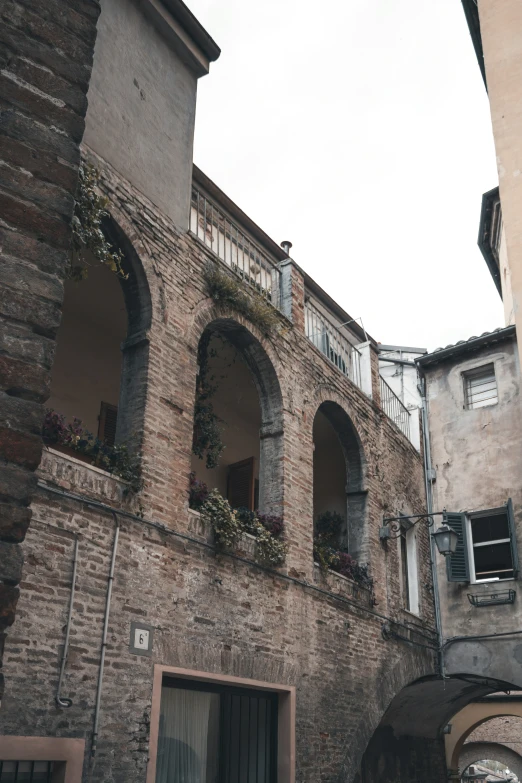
[189,476,287,567]
[69,163,126,281]
[192,331,225,469]
[204,263,279,334]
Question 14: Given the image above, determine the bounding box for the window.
[155,679,278,783]
[0,761,54,782]
[98,402,118,446]
[400,521,419,614]
[446,501,519,583]
[464,364,498,409]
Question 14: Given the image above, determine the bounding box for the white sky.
[189,0,504,351]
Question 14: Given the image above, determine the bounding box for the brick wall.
[0,144,442,781]
[0,0,100,700]
[466,715,522,758]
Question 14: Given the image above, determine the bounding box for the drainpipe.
[56,536,79,708]
[91,511,120,759]
[419,372,445,677]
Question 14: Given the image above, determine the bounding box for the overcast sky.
[189,0,504,351]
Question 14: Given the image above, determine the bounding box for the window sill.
[38,447,130,506]
[312,562,373,607]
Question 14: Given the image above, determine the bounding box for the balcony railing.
[305,300,362,389]
[379,376,411,439]
[190,188,281,305]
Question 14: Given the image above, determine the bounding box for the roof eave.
[416,325,516,367]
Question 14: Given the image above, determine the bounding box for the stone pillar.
[0,0,100,701]
[279,260,305,332]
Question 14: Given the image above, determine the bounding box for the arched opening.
[190,319,283,516]
[47,218,151,451]
[461,747,521,782]
[312,401,366,561]
[457,715,522,782]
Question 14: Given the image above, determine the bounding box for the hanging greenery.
[198,488,288,567]
[313,510,374,597]
[69,162,126,281]
[192,331,225,469]
[204,263,279,334]
[43,409,142,493]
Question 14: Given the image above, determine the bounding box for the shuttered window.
[98,402,118,446]
[227,458,255,511]
[464,364,498,409]
[0,761,54,782]
[446,502,518,583]
[446,511,470,582]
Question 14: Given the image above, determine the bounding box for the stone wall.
[0,147,440,781]
[466,715,522,759]
[0,0,100,700]
[358,727,447,783]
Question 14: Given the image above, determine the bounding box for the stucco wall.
[83,0,198,230]
[424,336,522,642]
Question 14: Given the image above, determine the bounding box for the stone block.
[0,427,43,470]
[0,226,70,277]
[0,503,31,542]
[0,356,51,402]
[0,285,62,336]
[0,584,20,630]
[0,541,23,585]
[0,189,70,250]
[0,393,46,436]
[0,102,80,166]
[0,463,38,505]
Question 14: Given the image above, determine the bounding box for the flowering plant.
[43,409,141,491]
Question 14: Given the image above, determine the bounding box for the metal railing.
[305,300,362,389]
[379,376,411,439]
[190,188,281,305]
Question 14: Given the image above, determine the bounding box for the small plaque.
[130,621,154,657]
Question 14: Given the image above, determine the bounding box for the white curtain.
[156,687,218,783]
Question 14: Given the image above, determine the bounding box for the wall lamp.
[379,511,459,557]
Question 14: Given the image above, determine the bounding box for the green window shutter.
[507,498,519,578]
[445,511,470,582]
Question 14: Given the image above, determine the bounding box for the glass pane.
[474,541,514,580]
[472,513,509,544]
[156,686,220,783]
[15,763,32,783]
[33,762,52,782]
[0,761,17,783]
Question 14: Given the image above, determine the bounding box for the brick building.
[1,1,521,781]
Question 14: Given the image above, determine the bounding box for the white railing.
[379,376,411,440]
[190,188,281,305]
[305,300,362,389]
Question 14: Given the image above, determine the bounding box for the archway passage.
[48,260,126,440]
[312,401,365,560]
[461,744,522,782]
[191,320,283,516]
[47,219,152,448]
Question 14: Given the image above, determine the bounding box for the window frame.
[463,362,498,410]
[0,738,84,783]
[146,665,296,783]
[465,503,518,584]
[399,518,420,615]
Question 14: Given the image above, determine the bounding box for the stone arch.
[311,394,367,560]
[189,305,285,515]
[450,711,522,771]
[352,671,501,783]
[102,215,152,448]
[460,742,522,780]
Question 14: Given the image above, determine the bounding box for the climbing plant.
[192,331,225,469]
[199,489,288,567]
[204,263,279,334]
[69,162,126,281]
